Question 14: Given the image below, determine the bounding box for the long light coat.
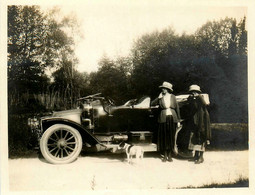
[151,93,181,123]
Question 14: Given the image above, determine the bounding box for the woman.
[187,84,211,164]
[151,82,181,162]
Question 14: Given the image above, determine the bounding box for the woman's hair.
[190,90,201,94]
[162,87,171,93]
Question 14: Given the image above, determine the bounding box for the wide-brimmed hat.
[159,81,173,91]
[189,84,201,92]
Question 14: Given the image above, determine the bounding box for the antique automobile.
[28,93,209,164]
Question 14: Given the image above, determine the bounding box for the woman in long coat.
[187,85,211,164]
[151,82,181,162]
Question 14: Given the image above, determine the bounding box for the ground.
[8,150,248,192]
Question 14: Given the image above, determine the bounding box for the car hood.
[52,109,82,117]
[43,109,83,124]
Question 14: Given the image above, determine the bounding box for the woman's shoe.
[167,154,173,162]
[195,157,204,164]
[162,156,167,162]
[190,151,199,161]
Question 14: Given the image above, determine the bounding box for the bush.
[8,113,37,158]
[208,123,248,151]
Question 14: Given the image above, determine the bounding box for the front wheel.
[40,124,82,164]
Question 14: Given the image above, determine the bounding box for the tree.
[8,6,45,67]
[130,28,199,96]
[228,19,238,56]
[89,56,130,104]
[238,16,247,55]
[52,64,90,109]
[8,6,48,107]
[8,5,82,110]
[195,17,247,58]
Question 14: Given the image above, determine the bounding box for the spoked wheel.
[40,124,82,164]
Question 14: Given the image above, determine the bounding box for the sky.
[55,1,247,73]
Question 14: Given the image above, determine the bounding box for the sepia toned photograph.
[1,0,254,194]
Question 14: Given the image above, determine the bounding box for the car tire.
[40,124,82,164]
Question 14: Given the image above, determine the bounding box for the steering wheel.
[77,93,102,101]
[107,97,115,105]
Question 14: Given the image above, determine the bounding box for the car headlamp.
[28,117,40,128]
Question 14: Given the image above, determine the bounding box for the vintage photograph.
[1,0,254,194]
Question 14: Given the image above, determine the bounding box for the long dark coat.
[187,94,211,144]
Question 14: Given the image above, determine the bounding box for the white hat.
[159,81,173,91]
[189,84,201,92]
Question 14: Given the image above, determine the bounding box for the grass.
[199,178,248,188]
[178,177,249,189]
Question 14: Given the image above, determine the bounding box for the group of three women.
[151,81,211,164]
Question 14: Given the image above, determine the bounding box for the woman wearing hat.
[151,82,181,162]
[187,85,211,164]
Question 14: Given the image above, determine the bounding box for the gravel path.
[8,151,248,191]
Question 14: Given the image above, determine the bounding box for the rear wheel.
[40,124,82,164]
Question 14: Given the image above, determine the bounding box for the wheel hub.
[57,139,67,149]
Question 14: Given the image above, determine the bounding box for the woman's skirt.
[157,115,176,152]
[188,130,206,151]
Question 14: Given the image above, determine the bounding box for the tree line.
[8,5,247,123]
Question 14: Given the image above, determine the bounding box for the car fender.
[41,118,101,146]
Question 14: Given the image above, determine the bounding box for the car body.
[28,93,210,164]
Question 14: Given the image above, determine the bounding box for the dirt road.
[8,151,248,191]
